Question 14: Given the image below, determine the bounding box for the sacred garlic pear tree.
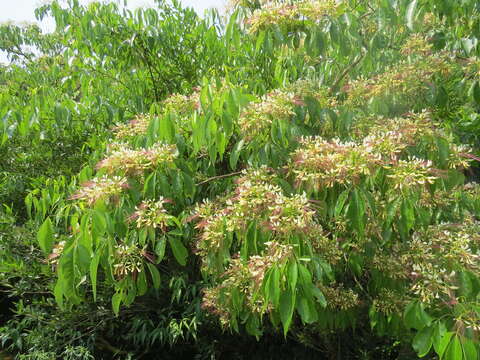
[14,0,480,358]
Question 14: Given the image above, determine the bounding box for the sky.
[0,0,226,63]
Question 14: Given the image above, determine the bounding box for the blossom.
[320,283,360,311]
[128,198,174,231]
[162,92,200,117]
[48,240,66,266]
[113,91,200,140]
[238,89,297,141]
[246,0,342,33]
[344,54,452,106]
[372,289,406,316]
[113,244,144,278]
[201,241,294,323]
[358,111,438,159]
[288,137,381,190]
[114,114,151,140]
[385,157,437,191]
[447,144,476,169]
[191,167,323,267]
[96,143,177,176]
[69,175,128,206]
[400,34,433,56]
[372,219,480,304]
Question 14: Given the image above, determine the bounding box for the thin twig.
[329,50,367,96]
[196,171,243,186]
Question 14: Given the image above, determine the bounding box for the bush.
[1,0,480,359]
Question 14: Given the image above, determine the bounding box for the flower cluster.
[113,114,151,140]
[372,219,480,304]
[202,241,294,325]
[371,289,406,316]
[113,91,200,140]
[238,89,298,141]
[113,244,145,278]
[308,225,342,264]
[463,182,480,203]
[191,168,321,276]
[356,111,438,158]
[385,157,437,191]
[447,143,476,169]
[266,193,314,235]
[193,212,226,258]
[48,240,66,266]
[286,79,337,109]
[288,137,381,190]
[400,34,433,57]
[162,92,200,117]
[96,143,177,176]
[128,198,175,231]
[320,283,360,311]
[237,80,337,142]
[70,175,128,206]
[248,241,293,286]
[246,0,342,33]
[201,286,232,327]
[344,54,452,106]
[193,168,320,264]
[418,187,462,209]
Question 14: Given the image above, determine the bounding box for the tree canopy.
[1,0,480,359]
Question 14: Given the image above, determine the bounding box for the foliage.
[1,0,480,359]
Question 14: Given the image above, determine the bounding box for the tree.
[2,0,480,358]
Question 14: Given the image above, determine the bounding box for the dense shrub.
[1,0,480,359]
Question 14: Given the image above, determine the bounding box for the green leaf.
[54,281,64,308]
[90,251,101,302]
[147,263,161,289]
[245,314,263,337]
[348,189,365,236]
[433,321,447,354]
[400,199,415,233]
[296,296,317,324]
[437,332,455,358]
[279,288,295,336]
[404,302,432,330]
[288,261,298,291]
[310,285,327,308]
[436,137,450,168]
[445,335,463,360]
[37,218,54,254]
[435,86,449,108]
[168,236,188,266]
[136,266,148,296]
[470,81,480,106]
[255,30,266,54]
[229,139,244,170]
[298,264,312,286]
[458,271,473,299]
[112,292,122,315]
[461,338,478,360]
[413,326,434,357]
[143,172,157,198]
[268,267,281,307]
[92,210,106,238]
[155,235,167,263]
[335,189,350,217]
[159,113,175,143]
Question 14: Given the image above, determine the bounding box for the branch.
[196,171,243,186]
[329,49,367,95]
